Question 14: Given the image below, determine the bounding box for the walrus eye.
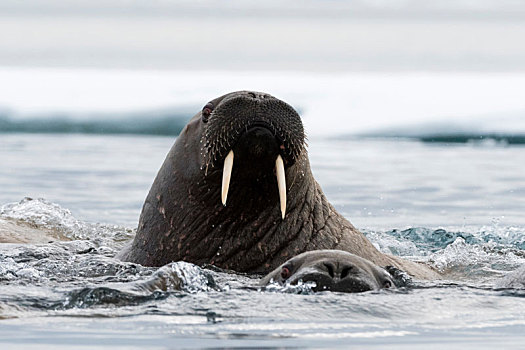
[202,102,214,123]
[280,266,291,280]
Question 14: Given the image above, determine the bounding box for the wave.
[3,112,525,144]
[357,117,525,144]
[368,133,525,145]
[416,134,525,145]
[0,111,192,136]
[2,118,525,146]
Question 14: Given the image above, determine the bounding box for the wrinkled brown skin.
[119,91,439,280]
[260,250,394,293]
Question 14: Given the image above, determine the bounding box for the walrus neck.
[126,155,377,273]
[180,161,353,273]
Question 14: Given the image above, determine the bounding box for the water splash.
[0,257,42,282]
[364,226,525,283]
[1,197,525,326]
[148,262,218,294]
[428,237,525,280]
[1,197,134,246]
[495,266,525,289]
[366,227,483,256]
[262,279,317,294]
[58,262,217,310]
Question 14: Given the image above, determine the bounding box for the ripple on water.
[0,196,524,348]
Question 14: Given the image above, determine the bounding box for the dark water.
[4,113,525,149]
[0,113,190,136]
[1,134,525,349]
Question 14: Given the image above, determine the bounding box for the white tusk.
[221,150,234,206]
[275,155,286,219]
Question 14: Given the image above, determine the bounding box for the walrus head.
[260,250,394,293]
[200,91,305,218]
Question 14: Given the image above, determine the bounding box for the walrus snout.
[202,91,305,219]
[221,125,286,218]
[202,92,305,168]
[261,250,395,293]
[291,260,382,293]
[234,126,280,161]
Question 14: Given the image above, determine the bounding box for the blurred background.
[1,0,525,137]
[1,0,525,227]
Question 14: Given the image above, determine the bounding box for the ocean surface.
[1,69,525,349]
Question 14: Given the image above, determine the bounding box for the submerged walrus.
[260,250,394,293]
[119,91,438,279]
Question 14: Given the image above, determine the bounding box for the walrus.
[119,91,438,279]
[260,250,394,293]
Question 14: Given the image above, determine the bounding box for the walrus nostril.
[340,266,353,279]
[323,263,335,278]
[236,127,279,158]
